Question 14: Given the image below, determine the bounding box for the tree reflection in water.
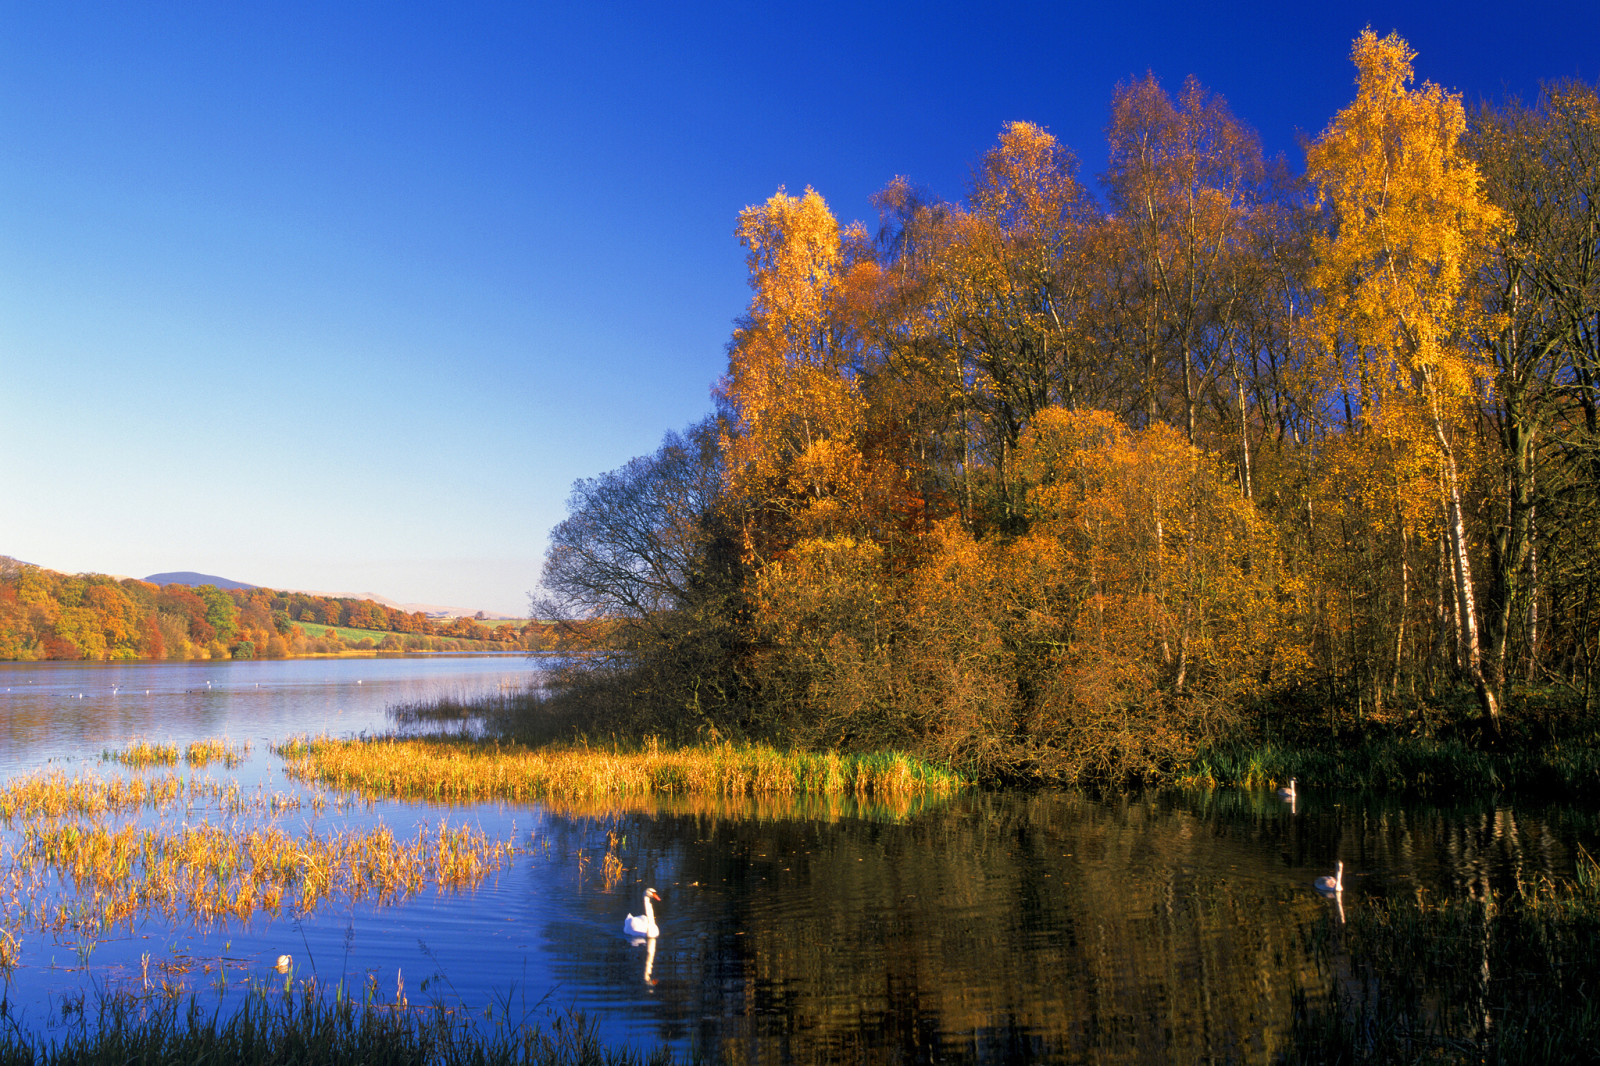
[531,789,1587,1064]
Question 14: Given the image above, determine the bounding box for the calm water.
[0,656,1594,1063]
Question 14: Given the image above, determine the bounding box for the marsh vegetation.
[277,735,968,803]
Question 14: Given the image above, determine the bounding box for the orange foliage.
[0,562,527,662]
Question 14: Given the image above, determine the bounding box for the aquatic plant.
[276,735,970,802]
[0,761,519,954]
[184,737,251,768]
[0,984,673,1065]
[0,770,186,822]
[101,739,179,768]
[0,771,333,824]
[3,817,515,938]
[1174,733,1600,800]
[600,830,625,891]
[0,925,19,972]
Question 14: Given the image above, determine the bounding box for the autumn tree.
[1470,82,1600,701]
[719,186,899,556]
[1101,75,1265,446]
[913,122,1101,531]
[518,34,1600,775]
[1307,29,1507,728]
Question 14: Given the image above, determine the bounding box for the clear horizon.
[5,1,1595,617]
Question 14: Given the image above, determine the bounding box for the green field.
[289,621,399,643]
[290,621,517,644]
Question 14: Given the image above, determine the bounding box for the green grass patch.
[1172,681,1600,800]
[1175,733,1600,800]
[289,621,517,647]
[290,621,410,643]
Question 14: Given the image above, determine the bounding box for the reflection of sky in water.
[0,657,1594,1062]
[0,655,539,778]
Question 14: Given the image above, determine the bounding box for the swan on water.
[1314,860,1344,896]
[1277,778,1297,801]
[624,887,662,938]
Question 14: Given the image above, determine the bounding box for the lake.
[0,655,1593,1063]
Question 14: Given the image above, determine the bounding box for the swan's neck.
[643,895,655,923]
[1334,863,1343,890]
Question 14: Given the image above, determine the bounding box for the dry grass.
[0,770,330,823]
[185,737,251,768]
[8,818,513,935]
[101,737,251,771]
[0,766,519,959]
[101,739,179,768]
[275,735,969,802]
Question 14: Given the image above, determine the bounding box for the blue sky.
[3,1,1595,616]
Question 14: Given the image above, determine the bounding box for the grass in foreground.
[277,735,970,803]
[0,769,332,823]
[0,987,674,1066]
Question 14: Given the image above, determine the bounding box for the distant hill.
[139,571,515,619]
[293,589,518,619]
[142,571,260,592]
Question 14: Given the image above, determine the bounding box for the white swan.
[623,887,661,938]
[1314,860,1344,896]
[1277,777,1297,801]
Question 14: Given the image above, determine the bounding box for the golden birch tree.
[719,186,882,556]
[1306,29,1507,728]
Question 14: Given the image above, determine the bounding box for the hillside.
[0,561,541,661]
[142,571,258,591]
[143,571,512,620]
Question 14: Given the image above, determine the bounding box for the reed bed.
[0,925,18,970]
[0,986,674,1066]
[100,737,251,771]
[537,789,946,824]
[1,817,513,937]
[0,771,328,824]
[0,771,187,822]
[100,739,179,768]
[276,735,969,802]
[184,737,251,768]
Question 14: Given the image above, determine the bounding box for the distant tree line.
[537,32,1600,783]
[0,558,536,660]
